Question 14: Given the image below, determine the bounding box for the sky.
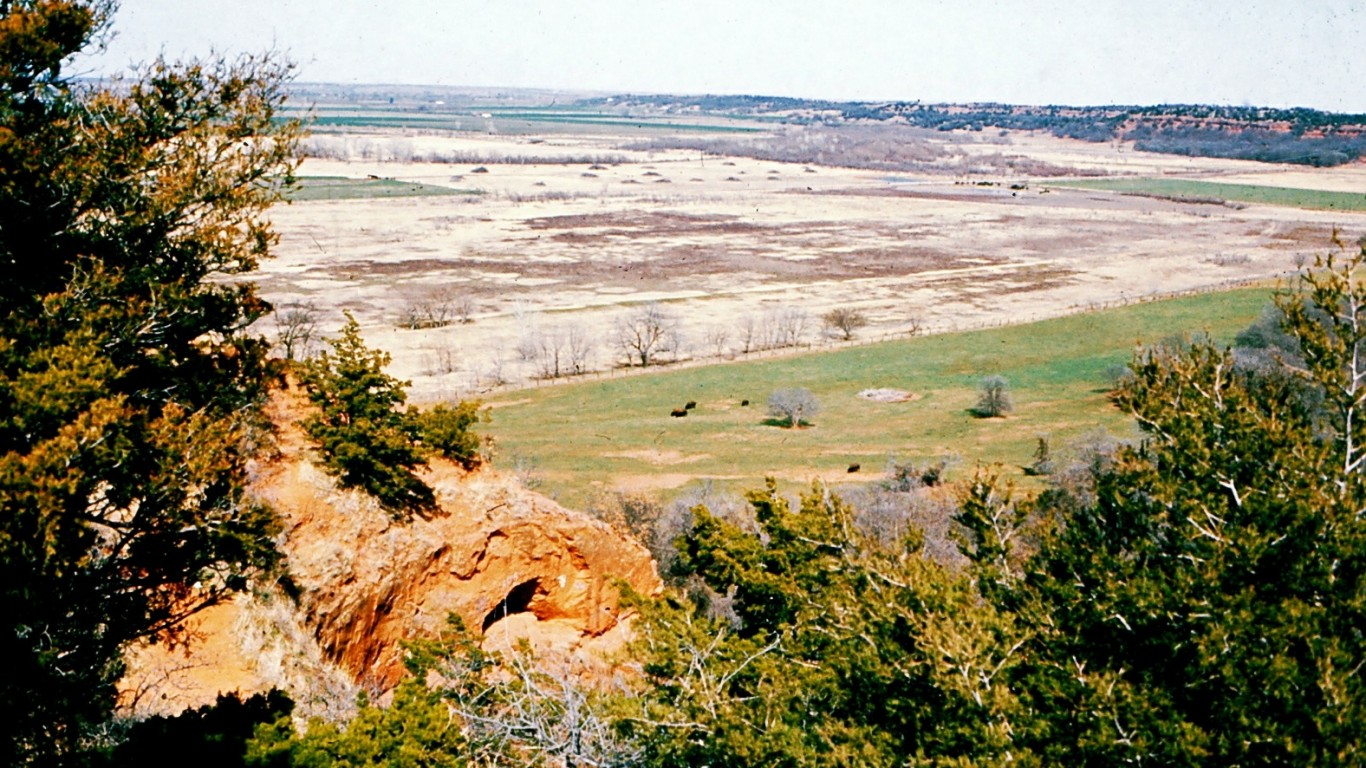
[74,1,1366,112]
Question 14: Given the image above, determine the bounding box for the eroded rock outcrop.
[119,386,660,714]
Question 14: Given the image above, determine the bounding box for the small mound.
[858,388,920,403]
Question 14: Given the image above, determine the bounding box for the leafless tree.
[273,301,319,361]
[770,307,810,348]
[564,324,594,374]
[527,324,596,379]
[516,329,541,363]
[398,289,459,330]
[421,636,642,768]
[530,330,566,379]
[480,351,509,389]
[822,307,869,341]
[453,294,477,324]
[425,346,460,376]
[738,314,763,354]
[704,326,730,358]
[615,303,679,367]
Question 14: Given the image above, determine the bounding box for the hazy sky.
[76,1,1366,111]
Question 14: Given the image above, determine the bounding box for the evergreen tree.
[300,314,435,515]
[0,2,299,762]
[649,480,1035,766]
[1024,240,1366,764]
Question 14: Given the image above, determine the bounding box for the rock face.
[264,456,660,691]
[119,387,660,714]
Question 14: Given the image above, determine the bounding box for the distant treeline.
[581,95,1366,167]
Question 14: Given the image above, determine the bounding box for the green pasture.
[482,287,1273,509]
[286,176,477,201]
[1052,177,1366,212]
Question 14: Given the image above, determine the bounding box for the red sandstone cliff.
[119,387,660,716]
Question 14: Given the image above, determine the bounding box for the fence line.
[468,276,1272,397]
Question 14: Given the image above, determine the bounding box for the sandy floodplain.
[252,128,1366,401]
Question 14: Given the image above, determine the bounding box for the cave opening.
[482,578,540,633]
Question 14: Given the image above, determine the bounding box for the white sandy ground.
[250,129,1366,402]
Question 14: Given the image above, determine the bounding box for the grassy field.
[286,176,478,201]
[1051,177,1366,212]
[481,287,1274,509]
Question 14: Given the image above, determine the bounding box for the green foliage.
[954,469,1033,602]
[0,2,297,762]
[974,374,1013,417]
[652,480,1036,766]
[300,314,435,515]
[1023,435,1053,476]
[1021,238,1366,764]
[299,316,488,513]
[103,691,293,768]
[415,401,486,470]
[248,684,466,768]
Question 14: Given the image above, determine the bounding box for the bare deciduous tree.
[530,330,565,379]
[616,303,679,366]
[453,294,477,325]
[274,301,319,361]
[564,324,594,374]
[771,307,810,349]
[417,633,643,768]
[528,324,595,379]
[398,289,461,329]
[823,307,869,341]
[738,314,763,354]
[704,326,730,357]
[425,346,459,376]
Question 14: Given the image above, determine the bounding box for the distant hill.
[579,94,1366,167]
[279,82,1366,167]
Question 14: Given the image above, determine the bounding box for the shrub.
[822,307,869,340]
[974,375,1013,417]
[1024,435,1054,476]
[416,401,487,470]
[883,456,952,491]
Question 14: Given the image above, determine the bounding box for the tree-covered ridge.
[581,93,1366,166]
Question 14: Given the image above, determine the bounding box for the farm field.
[478,286,1273,509]
[249,96,1366,509]
[254,120,1366,407]
[287,176,479,201]
[1052,177,1366,212]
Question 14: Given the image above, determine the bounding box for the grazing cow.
[670,408,688,418]
[685,401,697,410]
[847,463,861,473]
[740,399,750,406]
